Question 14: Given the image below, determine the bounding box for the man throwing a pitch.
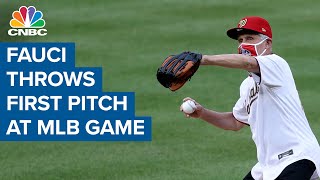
[182,16,320,179]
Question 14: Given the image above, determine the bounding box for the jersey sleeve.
[232,96,249,125]
[254,55,287,87]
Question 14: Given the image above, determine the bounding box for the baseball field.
[1,0,320,179]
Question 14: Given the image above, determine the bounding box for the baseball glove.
[156,51,202,91]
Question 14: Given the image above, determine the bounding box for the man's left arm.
[201,54,259,73]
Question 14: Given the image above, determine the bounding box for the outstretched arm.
[199,109,245,131]
[181,97,245,131]
[201,54,259,73]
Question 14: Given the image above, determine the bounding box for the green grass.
[1,0,320,179]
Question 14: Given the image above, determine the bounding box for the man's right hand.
[180,97,205,118]
[180,97,245,131]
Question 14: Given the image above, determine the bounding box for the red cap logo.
[238,19,247,28]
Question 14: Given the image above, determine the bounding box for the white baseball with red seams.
[182,100,196,114]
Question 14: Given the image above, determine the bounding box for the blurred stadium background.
[1,0,320,179]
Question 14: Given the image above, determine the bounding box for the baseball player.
[181,16,320,179]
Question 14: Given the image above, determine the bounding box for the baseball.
[182,100,196,114]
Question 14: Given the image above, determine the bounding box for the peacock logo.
[8,6,47,36]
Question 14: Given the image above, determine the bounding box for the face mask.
[238,38,268,56]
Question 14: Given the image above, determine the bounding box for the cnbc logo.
[8,6,47,36]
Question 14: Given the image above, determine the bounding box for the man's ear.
[266,39,272,48]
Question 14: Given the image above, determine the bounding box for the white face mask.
[238,38,268,56]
